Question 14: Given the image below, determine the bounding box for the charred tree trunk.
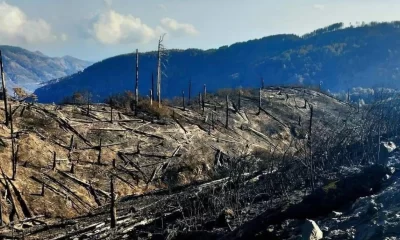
[258,88,262,114]
[0,51,8,126]
[202,84,206,114]
[68,135,74,161]
[211,111,214,130]
[110,176,117,228]
[225,95,229,129]
[13,145,18,181]
[0,195,2,226]
[347,88,350,103]
[135,49,139,116]
[41,182,45,196]
[261,77,265,89]
[70,163,75,174]
[188,78,192,105]
[157,46,161,108]
[86,92,90,116]
[308,105,315,191]
[377,126,381,163]
[150,89,153,106]
[156,35,165,108]
[182,90,185,111]
[97,138,102,165]
[10,104,16,180]
[199,92,202,108]
[110,100,114,123]
[238,88,241,111]
[151,73,155,101]
[52,152,57,171]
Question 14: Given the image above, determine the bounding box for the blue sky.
[2,0,400,61]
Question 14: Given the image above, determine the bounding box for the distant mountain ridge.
[0,45,93,92]
[35,22,400,103]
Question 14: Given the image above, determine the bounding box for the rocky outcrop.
[220,165,394,240]
[302,219,323,240]
[380,141,397,163]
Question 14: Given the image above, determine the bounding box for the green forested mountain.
[35,22,400,103]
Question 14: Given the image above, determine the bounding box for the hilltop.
[35,22,400,103]
[0,45,92,92]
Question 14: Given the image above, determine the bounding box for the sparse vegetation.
[0,86,397,240]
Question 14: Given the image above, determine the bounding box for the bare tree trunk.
[377,126,381,164]
[157,49,161,108]
[225,95,229,129]
[258,88,262,114]
[0,194,2,226]
[0,51,8,126]
[52,152,57,171]
[151,73,155,101]
[188,78,192,105]
[40,182,45,196]
[211,111,214,130]
[308,105,315,191]
[199,92,202,108]
[202,84,206,114]
[182,90,185,111]
[261,77,264,89]
[97,138,102,165]
[135,49,139,116]
[10,104,16,180]
[70,163,75,174]
[68,135,74,160]
[150,89,153,106]
[86,92,90,116]
[110,100,113,123]
[110,176,117,228]
[156,36,164,108]
[238,88,241,111]
[347,88,350,103]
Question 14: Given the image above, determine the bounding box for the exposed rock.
[380,141,397,163]
[219,165,393,240]
[302,219,323,240]
[215,208,235,228]
[330,211,343,218]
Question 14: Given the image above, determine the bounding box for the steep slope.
[35,22,400,103]
[0,45,92,92]
[0,87,355,239]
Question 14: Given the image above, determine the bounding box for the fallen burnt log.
[219,164,394,240]
[58,171,111,198]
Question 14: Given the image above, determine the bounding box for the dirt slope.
[0,87,354,238]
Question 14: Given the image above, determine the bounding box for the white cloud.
[0,1,57,44]
[89,10,199,45]
[90,10,159,44]
[160,18,199,36]
[313,4,325,10]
